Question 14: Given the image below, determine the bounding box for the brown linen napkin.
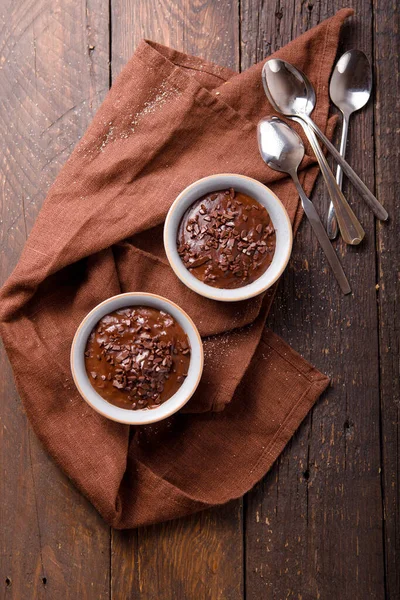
[0,9,353,528]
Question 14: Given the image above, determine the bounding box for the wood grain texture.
[373,1,400,597]
[241,0,328,66]
[112,503,243,600]
[111,0,239,77]
[110,2,243,599]
[241,1,387,599]
[0,1,111,599]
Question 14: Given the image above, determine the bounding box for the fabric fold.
[0,9,352,528]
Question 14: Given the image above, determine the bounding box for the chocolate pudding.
[177,188,276,289]
[84,306,191,410]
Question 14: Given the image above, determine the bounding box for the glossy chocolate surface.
[85,306,191,410]
[177,188,276,289]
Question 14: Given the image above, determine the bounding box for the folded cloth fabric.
[0,9,353,528]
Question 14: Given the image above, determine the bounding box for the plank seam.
[372,0,389,596]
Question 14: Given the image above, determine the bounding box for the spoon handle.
[327,114,349,239]
[336,113,349,189]
[297,119,365,245]
[290,171,351,295]
[303,114,388,221]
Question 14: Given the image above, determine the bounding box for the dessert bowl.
[164,174,293,301]
[71,292,203,425]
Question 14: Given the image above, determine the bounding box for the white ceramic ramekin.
[70,293,203,425]
[163,174,293,301]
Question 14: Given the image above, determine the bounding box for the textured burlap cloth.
[0,9,353,528]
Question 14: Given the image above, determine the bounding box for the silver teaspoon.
[257,117,351,295]
[262,59,388,222]
[327,50,373,239]
[262,61,364,245]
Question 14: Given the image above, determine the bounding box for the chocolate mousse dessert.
[177,188,276,289]
[84,306,191,410]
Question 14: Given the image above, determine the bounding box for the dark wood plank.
[241,2,386,598]
[373,1,400,597]
[112,503,243,600]
[111,0,239,77]
[110,1,243,598]
[0,1,111,598]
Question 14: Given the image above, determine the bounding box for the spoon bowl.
[257,116,305,173]
[330,50,372,117]
[262,59,315,117]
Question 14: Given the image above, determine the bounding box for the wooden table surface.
[0,1,398,599]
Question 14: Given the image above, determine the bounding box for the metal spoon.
[261,62,364,246]
[257,117,351,295]
[262,59,388,222]
[290,113,364,244]
[327,50,373,239]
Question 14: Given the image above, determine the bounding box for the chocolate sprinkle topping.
[177,188,276,289]
[84,306,191,410]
